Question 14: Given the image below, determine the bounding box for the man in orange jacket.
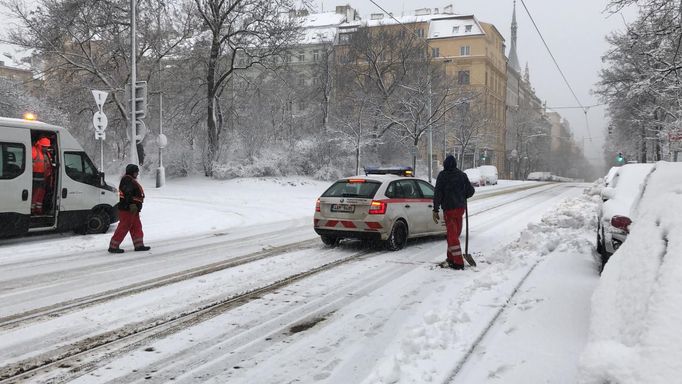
[31,137,52,215]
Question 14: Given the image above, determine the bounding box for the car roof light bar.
[364,166,414,177]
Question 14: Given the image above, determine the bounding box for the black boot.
[108,247,124,254]
[135,245,151,251]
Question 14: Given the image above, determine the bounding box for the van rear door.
[0,127,31,236]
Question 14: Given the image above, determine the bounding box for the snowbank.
[579,162,682,384]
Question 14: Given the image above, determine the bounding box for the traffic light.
[616,152,624,165]
[134,81,147,120]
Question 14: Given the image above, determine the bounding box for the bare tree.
[192,0,300,176]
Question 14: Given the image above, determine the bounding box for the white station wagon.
[313,168,446,250]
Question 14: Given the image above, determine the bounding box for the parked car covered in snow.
[478,165,498,185]
[463,168,484,187]
[603,166,620,188]
[597,163,655,269]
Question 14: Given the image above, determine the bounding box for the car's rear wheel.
[386,220,408,251]
[320,235,340,247]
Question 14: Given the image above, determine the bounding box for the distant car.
[478,165,498,185]
[527,171,551,181]
[597,163,655,269]
[464,168,484,187]
[313,167,445,250]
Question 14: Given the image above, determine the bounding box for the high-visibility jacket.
[118,174,145,212]
[32,145,52,179]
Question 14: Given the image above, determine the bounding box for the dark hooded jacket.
[433,155,475,212]
[118,164,145,212]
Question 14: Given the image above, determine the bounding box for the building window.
[458,70,470,85]
[415,28,424,38]
[452,26,459,34]
[460,45,470,56]
[399,29,406,38]
[313,50,319,61]
[298,52,305,62]
[465,25,472,33]
[431,47,440,58]
[298,77,305,86]
[339,33,351,44]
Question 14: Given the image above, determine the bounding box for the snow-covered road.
[0,178,599,383]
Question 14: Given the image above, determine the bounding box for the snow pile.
[579,162,682,384]
[364,191,599,384]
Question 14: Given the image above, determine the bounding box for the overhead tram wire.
[519,0,593,140]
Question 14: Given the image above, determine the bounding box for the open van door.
[0,127,31,236]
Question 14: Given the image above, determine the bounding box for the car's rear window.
[321,180,381,198]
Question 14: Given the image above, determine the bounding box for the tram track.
[0,183,565,383]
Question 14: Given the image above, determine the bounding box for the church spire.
[509,0,521,72]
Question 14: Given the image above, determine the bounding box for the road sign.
[157,133,168,149]
[93,111,108,133]
[91,90,109,112]
[95,131,106,140]
[127,119,147,143]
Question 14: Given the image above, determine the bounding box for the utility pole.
[427,75,433,183]
[129,0,138,165]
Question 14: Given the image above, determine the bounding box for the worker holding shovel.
[432,155,476,269]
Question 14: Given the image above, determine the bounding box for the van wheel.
[386,220,408,251]
[85,210,111,234]
[320,235,340,247]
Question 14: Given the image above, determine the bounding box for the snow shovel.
[462,200,477,267]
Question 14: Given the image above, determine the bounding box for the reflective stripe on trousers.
[444,208,466,266]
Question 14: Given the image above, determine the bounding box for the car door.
[392,179,428,235]
[415,180,444,233]
[0,127,31,236]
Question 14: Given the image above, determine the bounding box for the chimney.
[370,13,384,20]
[443,5,454,14]
[434,8,439,14]
[415,8,431,16]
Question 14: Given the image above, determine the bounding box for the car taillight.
[611,215,632,232]
[368,200,387,215]
[315,198,320,212]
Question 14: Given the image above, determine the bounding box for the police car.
[313,167,446,250]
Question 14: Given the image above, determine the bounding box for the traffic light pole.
[129,0,138,166]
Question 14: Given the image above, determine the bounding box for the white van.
[0,117,119,237]
[478,165,498,185]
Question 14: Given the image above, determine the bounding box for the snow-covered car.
[464,168,484,187]
[597,163,655,269]
[313,168,445,250]
[603,166,620,188]
[478,165,498,185]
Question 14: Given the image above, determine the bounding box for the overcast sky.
[318,0,636,169]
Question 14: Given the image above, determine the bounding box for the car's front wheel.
[386,220,408,251]
[320,235,340,247]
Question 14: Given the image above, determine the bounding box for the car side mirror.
[99,172,106,186]
[601,187,616,201]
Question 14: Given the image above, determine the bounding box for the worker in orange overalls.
[31,137,52,215]
[108,164,151,253]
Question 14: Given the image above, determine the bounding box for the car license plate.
[331,204,355,213]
